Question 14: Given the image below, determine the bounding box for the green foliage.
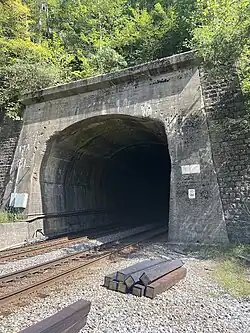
[112,4,178,65]
[190,0,250,111]
[183,243,250,297]
[0,38,53,65]
[0,36,67,119]
[0,0,30,39]
[239,43,250,98]
[0,58,65,119]
[0,1,68,119]
[90,47,127,75]
[0,0,249,119]
[191,0,250,72]
[0,209,24,223]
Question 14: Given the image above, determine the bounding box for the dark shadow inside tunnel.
[40,115,171,235]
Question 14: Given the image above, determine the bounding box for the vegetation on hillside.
[0,0,249,119]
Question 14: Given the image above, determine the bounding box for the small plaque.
[181,165,190,174]
[188,189,195,199]
[181,164,200,175]
[190,164,200,174]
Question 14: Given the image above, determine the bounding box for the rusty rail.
[0,237,70,262]
[0,224,125,262]
[0,226,167,307]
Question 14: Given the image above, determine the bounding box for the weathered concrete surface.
[0,220,44,250]
[1,51,235,243]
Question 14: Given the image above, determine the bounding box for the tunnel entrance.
[40,115,171,235]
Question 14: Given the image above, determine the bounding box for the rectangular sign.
[190,164,200,174]
[188,189,196,199]
[181,164,200,175]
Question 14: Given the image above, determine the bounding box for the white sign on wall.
[181,164,200,175]
[188,189,196,199]
[10,193,29,208]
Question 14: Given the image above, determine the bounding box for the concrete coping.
[21,51,197,105]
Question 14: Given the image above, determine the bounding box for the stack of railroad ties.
[103,258,186,299]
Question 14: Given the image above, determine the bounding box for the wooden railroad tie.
[116,259,165,282]
[103,258,187,298]
[117,282,128,294]
[145,267,187,299]
[103,259,165,292]
[109,280,119,291]
[132,284,145,297]
[139,259,184,286]
[104,273,116,288]
[19,299,91,333]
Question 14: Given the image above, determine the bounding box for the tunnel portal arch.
[40,114,171,234]
[4,51,232,244]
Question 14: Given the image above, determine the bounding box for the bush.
[0,210,24,223]
[0,58,66,119]
[0,37,68,119]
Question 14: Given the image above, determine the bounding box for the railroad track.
[0,224,129,263]
[0,225,167,307]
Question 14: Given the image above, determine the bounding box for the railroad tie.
[116,259,165,283]
[140,259,184,286]
[104,258,187,299]
[145,267,187,299]
[104,273,116,288]
[132,284,145,297]
[19,299,91,333]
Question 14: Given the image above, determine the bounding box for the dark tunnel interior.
[40,115,171,234]
[104,144,170,224]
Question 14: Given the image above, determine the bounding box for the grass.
[208,244,250,259]
[185,244,250,297]
[214,258,250,297]
[205,244,250,297]
[184,243,250,259]
[0,210,24,223]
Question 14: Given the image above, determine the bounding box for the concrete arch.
[40,115,171,234]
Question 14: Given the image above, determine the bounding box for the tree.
[190,0,250,114]
[190,0,250,72]
[90,47,127,74]
[0,0,30,39]
[0,0,249,119]
[0,0,66,119]
[111,3,177,65]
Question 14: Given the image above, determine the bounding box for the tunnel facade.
[3,51,230,243]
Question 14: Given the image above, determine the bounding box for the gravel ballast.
[0,242,249,333]
[0,224,156,277]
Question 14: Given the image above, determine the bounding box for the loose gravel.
[0,241,249,333]
[0,224,157,277]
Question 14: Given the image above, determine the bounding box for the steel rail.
[0,237,71,262]
[0,225,163,283]
[0,224,126,262]
[0,226,167,306]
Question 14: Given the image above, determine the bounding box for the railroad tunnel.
[40,115,171,235]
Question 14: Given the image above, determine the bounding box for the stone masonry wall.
[0,119,22,205]
[200,69,250,243]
